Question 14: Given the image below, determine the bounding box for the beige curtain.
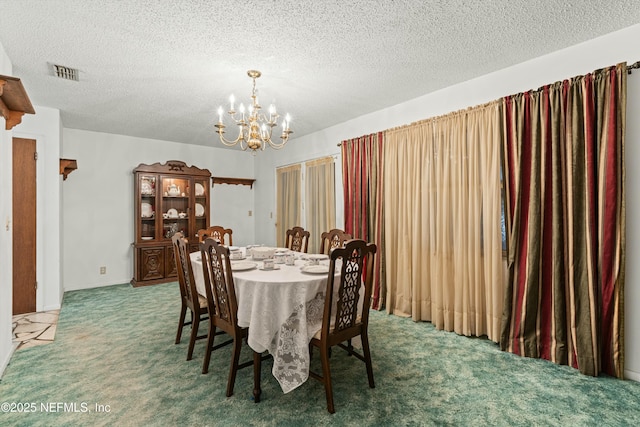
[276,164,301,247]
[384,101,504,341]
[305,156,336,253]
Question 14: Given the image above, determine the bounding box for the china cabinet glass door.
[160,175,190,241]
[139,174,157,240]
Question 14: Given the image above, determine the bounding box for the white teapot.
[167,183,181,196]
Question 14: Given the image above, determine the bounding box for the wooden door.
[12,137,37,314]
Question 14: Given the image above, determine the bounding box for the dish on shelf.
[167,208,178,218]
[141,202,154,218]
[141,236,154,240]
[195,203,205,217]
[231,261,257,271]
[301,264,330,274]
[141,178,154,195]
[195,183,205,196]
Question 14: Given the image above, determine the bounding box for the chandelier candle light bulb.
[215,69,293,152]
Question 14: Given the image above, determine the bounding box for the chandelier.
[215,70,292,152]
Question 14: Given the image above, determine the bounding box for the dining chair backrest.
[285,226,310,253]
[172,232,199,310]
[199,237,239,331]
[319,228,352,255]
[197,226,233,246]
[324,239,377,338]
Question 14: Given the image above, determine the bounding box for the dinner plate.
[195,183,205,196]
[141,202,154,218]
[307,254,329,261]
[141,236,154,240]
[167,208,178,218]
[141,179,153,195]
[231,261,257,271]
[195,203,205,217]
[259,265,281,271]
[301,264,330,274]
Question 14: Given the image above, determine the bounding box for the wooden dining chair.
[308,239,377,414]
[285,226,310,253]
[319,228,352,255]
[200,237,265,398]
[172,232,208,361]
[197,226,233,246]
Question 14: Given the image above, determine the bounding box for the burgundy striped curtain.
[500,63,626,377]
[341,132,385,309]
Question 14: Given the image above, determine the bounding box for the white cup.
[285,253,295,266]
[263,259,274,270]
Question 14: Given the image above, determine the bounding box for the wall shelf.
[60,158,78,180]
[212,176,256,189]
[0,74,35,130]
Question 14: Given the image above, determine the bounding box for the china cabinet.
[132,160,211,287]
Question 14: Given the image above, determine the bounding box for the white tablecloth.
[190,250,337,393]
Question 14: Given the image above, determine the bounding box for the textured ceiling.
[1,0,640,148]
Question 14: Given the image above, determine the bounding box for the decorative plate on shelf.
[195,203,205,217]
[195,183,205,196]
[167,208,179,218]
[141,202,154,218]
[141,178,154,195]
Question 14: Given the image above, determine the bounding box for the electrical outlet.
[100,266,106,274]
[248,210,252,216]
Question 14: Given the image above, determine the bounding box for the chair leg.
[226,336,242,397]
[361,331,375,388]
[187,312,199,361]
[201,323,216,374]
[319,346,335,414]
[175,304,187,344]
[252,350,262,403]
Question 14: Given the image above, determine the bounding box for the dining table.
[190,247,340,397]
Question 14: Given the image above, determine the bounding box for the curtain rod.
[336,60,640,147]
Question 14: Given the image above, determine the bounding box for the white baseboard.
[0,341,19,379]
[624,369,640,382]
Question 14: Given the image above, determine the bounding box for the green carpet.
[1,282,640,426]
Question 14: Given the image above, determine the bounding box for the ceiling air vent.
[52,64,79,81]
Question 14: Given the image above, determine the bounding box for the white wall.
[61,129,255,290]
[0,40,15,376]
[254,23,640,380]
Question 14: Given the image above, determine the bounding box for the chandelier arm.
[266,133,291,149]
[216,125,247,147]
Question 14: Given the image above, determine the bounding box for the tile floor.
[12,310,59,350]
